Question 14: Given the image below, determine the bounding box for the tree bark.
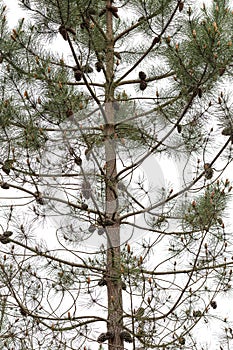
[105,1,123,349]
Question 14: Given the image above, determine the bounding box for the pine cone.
[66,109,74,118]
[219,67,226,76]
[193,310,202,317]
[222,126,233,136]
[204,163,213,179]
[121,281,127,290]
[35,191,44,205]
[1,182,10,189]
[88,225,96,233]
[97,333,108,343]
[106,5,118,13]
[95,61,104,72]
[36,198,44,205]
[97,228,105,235]
[120,331,133,343]
[81,203,88,210]
[3,231,13,237]
[59,25,68,41]
[0,234,10,244]
[205,168,213,179]
[152,36,160,45]
[210,300,217,309]
[177,124,182,133]
[198,88,202,98]
[178,336,185,345]
[178,1,184,12]
[86,8,97,16]
[74,156,82,166]
[139,80,147,91]
[74,70,83,81]
[85,148,91,160]
[112,11,119,19]
[2,159,14,175]
[105,331,114,340]
[20,307,28,316]
[139,71,146,80]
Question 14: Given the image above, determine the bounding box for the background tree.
[0,0,233,349]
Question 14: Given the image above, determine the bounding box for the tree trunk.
[105,1,123,349]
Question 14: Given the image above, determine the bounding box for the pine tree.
[0,0,233,349]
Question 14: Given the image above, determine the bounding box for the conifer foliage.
[0,0,233,349]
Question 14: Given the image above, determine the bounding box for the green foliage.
[165,2,233,97]
[183,180,230,231]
